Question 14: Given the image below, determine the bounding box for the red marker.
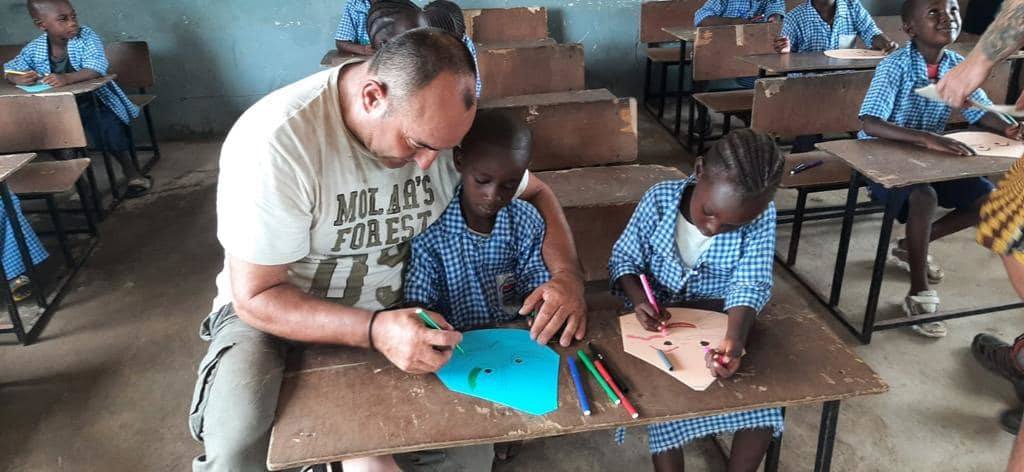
[594,359,639,419]
[704,346,728,367]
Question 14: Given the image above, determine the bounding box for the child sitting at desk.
[774,0,898,54]
[695,0,786,26]
[404,109,547,331]
[608,129,785,472]
[858,0,1024,338]
[334,0,374,56]
[4,0,150,197]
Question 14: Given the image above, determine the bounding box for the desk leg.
[814,400,841,472]
[0,183,47,310]
[860,195,898,344]
[673,40,687,136]
[91,93,122,201]
[0,251,26,344]
[764,406,785,472]
[829,172,861,308]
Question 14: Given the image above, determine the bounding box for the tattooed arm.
[937,0,1024,107]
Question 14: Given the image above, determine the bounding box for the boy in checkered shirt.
[774,0,897,54]
[334,0,374,56]
[694,0,786,26]
[404,110,548,331]
[858,0,1024,338]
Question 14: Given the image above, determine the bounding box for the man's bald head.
[368,27,477,111]
[27,0,69,19]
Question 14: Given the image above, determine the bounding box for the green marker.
[577,350,620,405]
[416,309,465,354]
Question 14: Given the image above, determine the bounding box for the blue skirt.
[617,407,785,454]
[1,194,48,280]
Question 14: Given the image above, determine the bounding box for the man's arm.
[227,256,461,374]
[516,175,587,347]
[938,0,1024,106]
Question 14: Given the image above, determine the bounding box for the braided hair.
[703,129,785,199]
[367,0,427,49]
[424,0,467,38]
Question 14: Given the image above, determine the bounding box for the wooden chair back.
[0,94,87,153]
[463,7,548,44]
[640,0,702,44]
[692,22,781,81]
[751,71,874,136]
[104,41,155,89]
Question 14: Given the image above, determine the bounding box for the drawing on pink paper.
[619,308,729,391]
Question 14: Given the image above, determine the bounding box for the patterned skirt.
[1,194,48,280]
[978,159,1024,261]
[617,407,784,454]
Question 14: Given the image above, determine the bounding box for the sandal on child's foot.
[903,290,946,338]
[125,177,152,199]
[11,275,32,303]
[891,244,944,284]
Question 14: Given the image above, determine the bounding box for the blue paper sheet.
[436,328,559,415]
[16,83,52,93]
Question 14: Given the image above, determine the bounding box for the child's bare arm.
[706,305,757,378]
[4,70,40,85]
[976,112,1024,140]
[336,40,374,56]
[871,34,898,53]
[40,68,100,88]
[617,274,668,331]
[861,116,976,155]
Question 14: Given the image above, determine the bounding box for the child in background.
[774,0,898,54]
[858,0,1024,337]
[424,0,482,97]
[608,129,785,472]
[404,109,547,331]
[694,0,785,26]
[1,196,49,303]
[334,0,374,56]
[4,0,150,197]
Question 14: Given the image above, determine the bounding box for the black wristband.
[367,309,384,351]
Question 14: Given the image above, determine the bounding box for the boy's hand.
[634,302,669,332]
[6,71,39,85]
[773,36,791,54]
[766,14,783,23]
[923,133,976,156]
[1005,122,1024,141]
[872,36,898,53]
[706,337,744,379]
[40,73,69,88]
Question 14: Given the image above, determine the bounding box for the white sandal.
[891,245,944,284]
[903,290,947,338]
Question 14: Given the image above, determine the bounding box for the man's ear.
[362,79,388,118]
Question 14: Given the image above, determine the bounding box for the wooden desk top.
[817,139,1018,189]
[267,294,887,470]
[0,153,36,182]
[739,43,1024,75]
[320,50,359,67]
[0,74,115,97]
[661,26,697,43]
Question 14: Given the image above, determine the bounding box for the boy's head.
[454,110,533,221]
[690,129,784,237]
[367,0,429,50]
[901,0,961,48]
[27,0,78,40]
[424,1,467,38]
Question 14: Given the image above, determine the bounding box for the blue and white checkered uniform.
[4,26,139,125]
[462,34,482,98]
[608,177,782,453]
[405,187,549,331]
[695,0,786,26]
[1,194,48,281]
[334,0,372,45]
[858,41,990,138]
[781,0,882,53]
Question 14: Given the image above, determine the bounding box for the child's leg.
[927,193,988,242]
[728,428,773,472]
[652,448,685,472]
[904,184,938,294]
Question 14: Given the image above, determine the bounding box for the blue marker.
[567,356,591,416]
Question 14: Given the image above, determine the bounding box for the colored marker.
[577,350,620,405]
[789,159,824,175]
[704,346,728,367]
[588,341,629,393]
[654,347,675,371]
[416,309,465,354]
[594,358,639,419]
[567,356,591,416]
[639,274,666,331]
[4,70,30,76]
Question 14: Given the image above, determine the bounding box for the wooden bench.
[105,41,161,171]
[267,286,888,470]
[639,1,701,120]
[690,22,781,154]
[481,89,638,171]
[476,40,585,100]
[538,165,687,281]
[463,7,548,44]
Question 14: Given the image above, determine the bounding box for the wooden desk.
[0,74,115,97]
[268,298,887,470]
[801,139,1024,343]
[740,43,1024,76]
[320,50,359,68]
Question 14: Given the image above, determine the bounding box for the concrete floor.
[1,111,1022,471]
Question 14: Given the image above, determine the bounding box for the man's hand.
[706,337,744,379]
[40,73,69,88]
[923,133,977,156]
[372,307,462,374]
[936,53,995,109]
[520,274,586,347]
[634,302,669,332]
[6,70,39,85]
[774,36,791,54]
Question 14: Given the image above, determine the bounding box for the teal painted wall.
[0,0,900,139]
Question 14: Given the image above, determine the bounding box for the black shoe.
[972,334,1024,384]
[1001,407,1022,435]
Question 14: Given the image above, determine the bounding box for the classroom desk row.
[268,293,887,471]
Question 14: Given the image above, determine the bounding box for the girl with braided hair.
[609,129,786,471]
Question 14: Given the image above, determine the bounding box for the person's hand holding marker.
[372,307,462,374]
[705,337,744,379]
[4,70,39,85]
